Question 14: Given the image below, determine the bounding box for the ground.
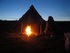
[0,33,68,53]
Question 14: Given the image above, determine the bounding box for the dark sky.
[0,0,70,21]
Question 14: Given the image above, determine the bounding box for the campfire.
[25,25,32,36]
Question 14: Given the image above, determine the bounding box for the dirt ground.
[0,33,67,53]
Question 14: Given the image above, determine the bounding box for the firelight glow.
[25,26,32,36]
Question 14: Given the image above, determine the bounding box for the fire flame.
[25,25,32,36]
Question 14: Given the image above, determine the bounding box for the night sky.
[0,0,70,21]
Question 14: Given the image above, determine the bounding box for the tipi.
[19,5,45,35]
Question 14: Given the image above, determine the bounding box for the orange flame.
[25,25,32,36]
